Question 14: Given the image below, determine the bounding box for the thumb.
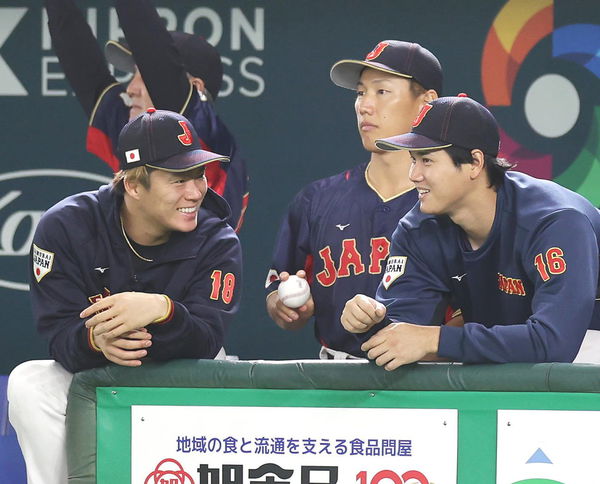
[374,301,386,319]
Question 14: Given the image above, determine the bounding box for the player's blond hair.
[111,166,153,194]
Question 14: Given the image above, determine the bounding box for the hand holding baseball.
[278,274,311,308]
[267,270,314,329]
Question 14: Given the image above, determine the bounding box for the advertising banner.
[497,409,600,483]
[131,405,458,484]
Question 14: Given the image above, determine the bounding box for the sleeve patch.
[32,244,55,283]
[265,268,279,289]
[382,256,407,289]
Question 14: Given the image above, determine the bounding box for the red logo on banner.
[365,42,390,60]
[412,104,433,127]
[144,458,195,484]
[357,469,429,484]
[177,121,193,146]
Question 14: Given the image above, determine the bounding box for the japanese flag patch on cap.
[125,148,141,163]
[33,244,55,283]
[382,256,407,289]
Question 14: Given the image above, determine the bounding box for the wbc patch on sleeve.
[32,244,55,283]
[382,256,407,289]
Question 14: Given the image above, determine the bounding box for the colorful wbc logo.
[481,0,600,205]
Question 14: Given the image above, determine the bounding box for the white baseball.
[278,275,311,308]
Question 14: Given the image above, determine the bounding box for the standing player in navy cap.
[7,109,242,484]
[341,95,600,369]
[44,0,249,231]
[265,41,443,359]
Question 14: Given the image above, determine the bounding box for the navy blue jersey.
[266,162,418,356]
[46,0,249,231]
[378,171,600,363]
[30,186,242,373]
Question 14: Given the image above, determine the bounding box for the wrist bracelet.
[153,295,174,324]
[88,327,101,352]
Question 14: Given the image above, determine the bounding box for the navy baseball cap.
[116,108,229,172]
[105,32,223,101]
[330,40,443,95]
[375,95,500,156]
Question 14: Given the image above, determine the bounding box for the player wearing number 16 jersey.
[341,96,600,369]
[265,41,443,358]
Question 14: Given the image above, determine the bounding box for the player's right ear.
[423,89,438,103]
[468,149,486,180]
[123,177,143,200]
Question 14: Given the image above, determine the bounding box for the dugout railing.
[66,359,600,483]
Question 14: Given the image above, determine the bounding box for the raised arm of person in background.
[115,0,193,112]
[44,0,117,117]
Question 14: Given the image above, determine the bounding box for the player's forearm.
[148,236,241,359]
[437,318,585,363]
[45,323,106,373]
[45,0,114,116]
[147,302,227,359]
[32,293,107,372]
[115,0,191,111]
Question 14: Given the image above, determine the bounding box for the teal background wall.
[1,0,599,374]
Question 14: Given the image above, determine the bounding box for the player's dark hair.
[409,79,427,98]
[445,145,514,190]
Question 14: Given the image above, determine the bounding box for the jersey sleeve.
[194,103,250,233]
[265,187,314,295]
[221,142,249,233]
[376,222,450,324]
[147,226,242,360]
[439,210,598,363]
[115,0,192,112]
[44,0,116,116]
[87,84,129,172]
[30,210,106,373]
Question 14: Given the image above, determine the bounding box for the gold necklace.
[120,217,154,262]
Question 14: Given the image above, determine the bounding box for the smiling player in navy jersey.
[341,95,600,369]
[265,41,443,358]
[7,109,241,483]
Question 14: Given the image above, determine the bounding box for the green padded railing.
[66,359,600,483]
